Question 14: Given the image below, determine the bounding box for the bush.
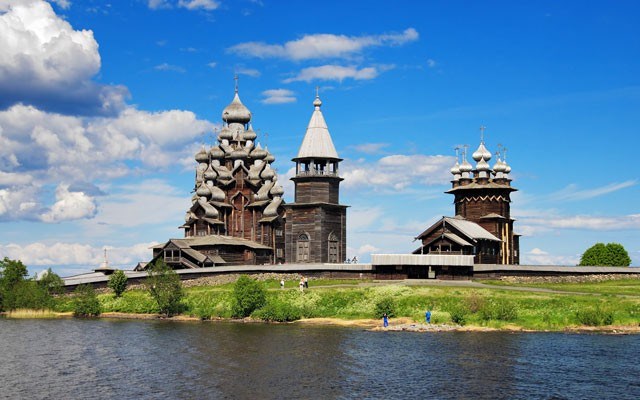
[253,299,302,322]
[465,292,486,313]
[231,275,266,318]
[374,297,396,318]
[579,242,632,267]
[146,261,184,317]
[448,305,467,325]
[73,284,101,317]
[108,270,128,297]
[575,307,614,326]
[479,299,518,322]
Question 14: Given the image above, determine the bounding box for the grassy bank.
[44,279,640,331]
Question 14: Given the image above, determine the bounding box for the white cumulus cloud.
[0,0,127,115]
[342,154,454,191]
[40,184,97,222]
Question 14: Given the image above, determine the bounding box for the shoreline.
[3,311,638,334]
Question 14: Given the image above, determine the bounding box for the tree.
[107,270,128,298]
[231,275,266,318]
[145,260,183,317]
[72,284,101,317]
[0,257,29,311]
[579,242,632,267]
[37,268,64,296]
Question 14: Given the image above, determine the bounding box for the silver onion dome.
[472,142,492,162]
[221,91,251,124]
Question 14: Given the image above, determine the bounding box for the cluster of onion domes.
[186,89,284,224]
[451,137,511,183]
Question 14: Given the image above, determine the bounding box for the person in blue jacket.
[426,310,432,324]
[383,313,389,328]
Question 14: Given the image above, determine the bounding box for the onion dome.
[218,126,233,141]
[209,184,226,202]
[459,159,473,173]
[261,164,275,180]
[222,91,251,124]
[270,184,284,197]
[250,143,267,159]
[450,161,460,175]
[504,161,511,174]
[204,164,217,180]
[476,158,490,172]
[472,142,492,162]
[264,147,275,163]
[243,124,257,141]
[230,145,248,160]
[196,182,211,197]
[195,146,209,163]
[209,145,224,159]
[493,158,506,173]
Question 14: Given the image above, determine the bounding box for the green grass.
[42,278,640,330]
[482,278,640,296]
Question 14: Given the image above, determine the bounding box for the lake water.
[1,318,639,399]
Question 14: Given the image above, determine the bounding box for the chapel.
[414,131,520,264]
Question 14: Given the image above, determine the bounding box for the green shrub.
[374,297,396,318]
[479,299,518,321]
[145,260,184,317]
[73,284,101,317]
[447,304,467,325]
[575,307,614,326]
[253,299,302,322]
[107,270,128,297]
[231,275,266,318]
[465,291,486,313]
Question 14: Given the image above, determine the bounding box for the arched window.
[297,233,310,262]
[328,232,339,263]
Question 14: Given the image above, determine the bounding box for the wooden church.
[413,132,520,265]
[139,84,347,270]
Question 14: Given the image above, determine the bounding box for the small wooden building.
[136,235,273,270]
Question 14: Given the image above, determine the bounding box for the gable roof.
[416,216,500,242]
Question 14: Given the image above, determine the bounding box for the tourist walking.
[383,313,389,328]
[280,279,285,289]
[426,310,431,324]
[304,276,308,289]
[299,278,304,292]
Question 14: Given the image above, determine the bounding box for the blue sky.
[0,0,638,275]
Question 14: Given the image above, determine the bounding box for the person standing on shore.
[383,313,389,328]
[426,310,431,324]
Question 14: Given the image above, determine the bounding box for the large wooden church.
[138,84,347,270]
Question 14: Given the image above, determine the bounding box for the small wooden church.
[414,134,520,264]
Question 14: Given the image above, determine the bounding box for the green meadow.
[47,278,640,331]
